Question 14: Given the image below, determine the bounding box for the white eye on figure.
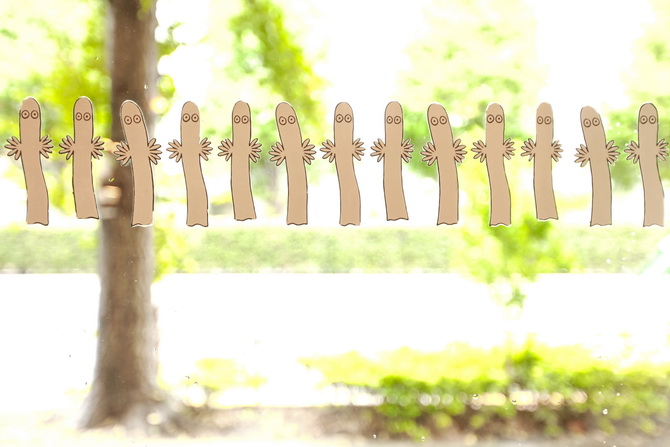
[583,119,591,128]
[650,115,657,124]
[21,110,30,119]
[394,116,401,125]
[76,112,83,121]
[386,116,393,124]
[336,114,343,123]
[487,114,494,124]
[288,115,296,125]
[592,117,600,127]
[234,115,240,124]
[133,115,141,124]
[242,115,249,124]
[124,116,133,125]
[544,116,552,125]
[279,116,287,126]
[430,117,438,126]
[495,115,503,123]
[537,116,544,125]
[439,116,447,125]
[183,114,190,122]
[84,112,91,121]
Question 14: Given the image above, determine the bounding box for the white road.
[1,273,669,412]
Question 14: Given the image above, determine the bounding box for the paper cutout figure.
[219,101,261,221]
[370,101,413,221]
[167,101,212,227]
[4,97,52,225]
[320,102,365,226]
[520,102,563,220]
[472,103,515,226]
[421,103,466,225]
[113,100,161,226]
[575,106,619,226]
[269,102,315,225]
[59,97,104,219]
[624,103,667,227]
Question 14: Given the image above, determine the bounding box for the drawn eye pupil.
[650,116,657,124]
[584,119,591,128]
[487,115,494,123]
[84,113,91,121]
[593,118,600,126]
[439,116,447,124]
[345,114,352,122]
[183,113,190,122]
[640,116,647,124]
[288,116,296,124]
[279,117,287,125]
[192,114,199,122]
[545,116,552,124]
[133,115,141,123]
[242,116,249,124]
[431,117,438,126]
[336,114,343,123]
[234,116,240,123]
[394,116,401,124]
[124,116,132,125]
[386,116,393,124]
[76,112,83,120]
[496,115,502,123]
[537,116,543,125]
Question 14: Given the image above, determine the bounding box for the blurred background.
[1,0,670,445]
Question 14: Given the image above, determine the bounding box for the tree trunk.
[82,0,184,432]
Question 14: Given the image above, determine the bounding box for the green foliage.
[302,343,670,440]
[186,358,267,395]
[398,0,545,179]
[0,225,97,273]
[609,0,670,190]
[203,0,326,208]
[393,0,568,305]
[0,225,666,274]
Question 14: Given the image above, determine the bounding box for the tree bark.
[82,0,168,431]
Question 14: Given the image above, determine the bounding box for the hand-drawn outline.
[59,97,104,219]
[520,102,563,220]
[269,102,315,225]
[320,102,364,226]
[624,103,667,227]
[5,97,52,225]
[471,103,515,226]
[113,100,161,226]
[167,101,212,227]
[575,106,619,226]
[218,101,261,221]
[370,101,413,221]
[421,103,466,225]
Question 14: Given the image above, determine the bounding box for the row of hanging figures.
[5,97,666,227]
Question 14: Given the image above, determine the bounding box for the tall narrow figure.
[575,106,619,226]
[113,100,161,226]
[167,101,212,227]
[624,103,667,227]
[269,102,315,225]
[320,102,365,226]
[472,103,515,226]
[521,102,563,220]
[5,97,52,225]
[371,101,413,221]
[60,97,104,219]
